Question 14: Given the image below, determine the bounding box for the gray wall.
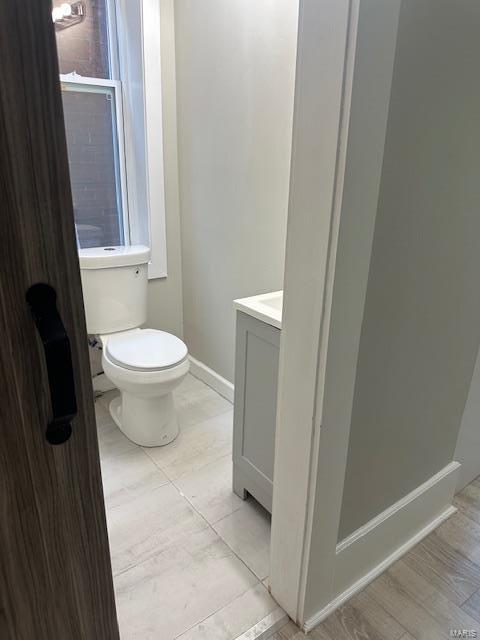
[174,0,298,382]
[338,0,480,540]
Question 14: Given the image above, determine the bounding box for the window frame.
[114,0,168,279]
[60,74,131,247]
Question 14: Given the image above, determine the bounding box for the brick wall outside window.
[55,0,109,78]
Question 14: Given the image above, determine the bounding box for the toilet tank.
[78,245,151,335]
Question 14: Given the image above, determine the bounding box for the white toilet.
[79,245,189,446]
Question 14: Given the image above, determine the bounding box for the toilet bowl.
[78,245,189,447]
[101,328,189,446]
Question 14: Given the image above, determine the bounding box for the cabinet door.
[233,312,280,512]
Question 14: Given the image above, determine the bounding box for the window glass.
[54,0,110,79]
[61,85,125,248]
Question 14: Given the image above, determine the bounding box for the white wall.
[174,0,298,382]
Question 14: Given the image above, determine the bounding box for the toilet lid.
[105,329,188,371]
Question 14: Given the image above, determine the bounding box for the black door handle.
[26,283,77,444]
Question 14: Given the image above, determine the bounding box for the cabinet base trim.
[233,463,273,514]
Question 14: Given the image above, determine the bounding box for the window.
[61,80,128,248]
[54,0,167,276]
[54,0,127,249]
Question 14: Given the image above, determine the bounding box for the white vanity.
[232,291,283,513]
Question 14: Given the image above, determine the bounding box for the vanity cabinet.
[233,311,280,513]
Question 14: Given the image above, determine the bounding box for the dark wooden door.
[0,1,119,638]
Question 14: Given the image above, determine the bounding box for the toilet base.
[109,392,179,447]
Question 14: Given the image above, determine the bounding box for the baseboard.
[92,356,235,402]
[188,355,234,403]
[303,461,460,632]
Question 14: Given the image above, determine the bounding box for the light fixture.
[60,3,72,17]
[52,2,85,30]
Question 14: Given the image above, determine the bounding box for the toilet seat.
[104,328,188,372]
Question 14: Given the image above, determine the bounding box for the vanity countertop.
[233,290,283,329]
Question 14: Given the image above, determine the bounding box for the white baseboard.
[303,461,460,632]
[92,356,235,403]
[188,355,234,403]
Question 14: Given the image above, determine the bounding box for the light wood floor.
[272,478,480,640]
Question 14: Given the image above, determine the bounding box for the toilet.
[79,245,189,446]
